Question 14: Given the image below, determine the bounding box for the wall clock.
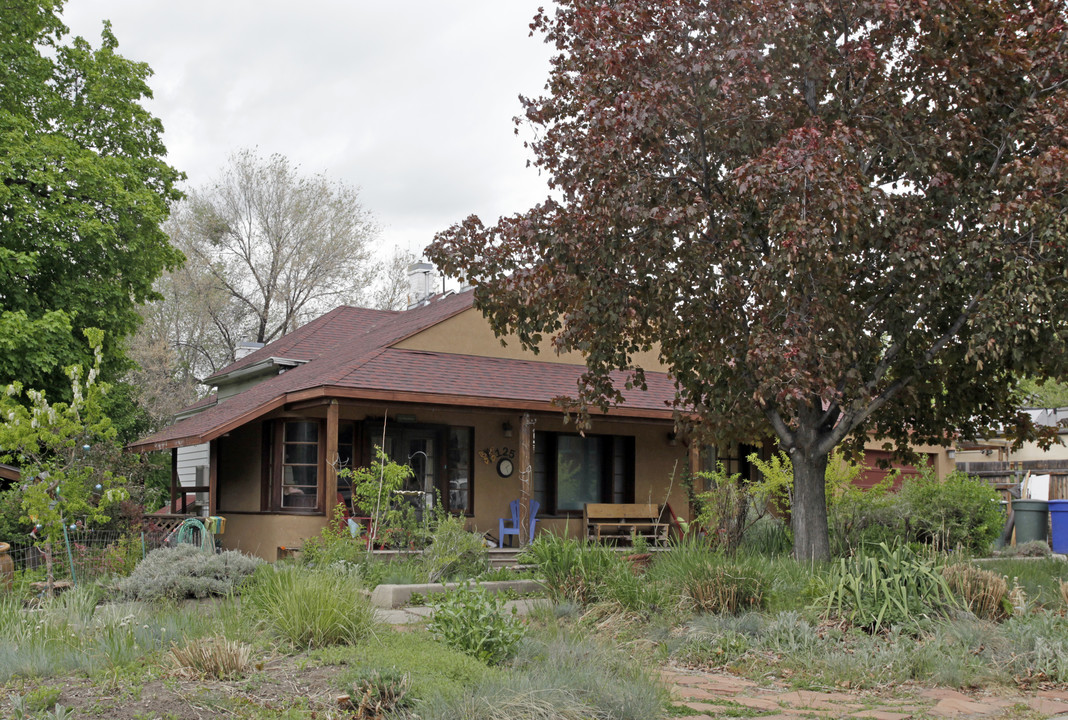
[497,457,514,478]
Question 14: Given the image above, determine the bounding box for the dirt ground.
[10,650,1068,719]
[24,656,346,720]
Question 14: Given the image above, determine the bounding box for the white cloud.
[61,0,554,259]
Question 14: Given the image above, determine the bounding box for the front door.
[377,426,444,517]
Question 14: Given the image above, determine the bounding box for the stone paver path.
[662,667,1068,719]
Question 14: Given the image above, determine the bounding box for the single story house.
[129,287,699,559]
[129,285,955,560]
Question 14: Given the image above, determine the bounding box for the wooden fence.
[957,460,1068,500]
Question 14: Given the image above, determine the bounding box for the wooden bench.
[583,503,669,545]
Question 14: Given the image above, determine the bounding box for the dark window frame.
[533,431,635,516]
[262,419,326,514]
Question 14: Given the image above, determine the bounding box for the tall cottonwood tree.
[167,149,379,372]
[428,0,1068,559]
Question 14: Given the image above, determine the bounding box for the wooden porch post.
[209,440,218,516]
[325,400,339,517]
[170,448,179,514]
[518,413,534,546]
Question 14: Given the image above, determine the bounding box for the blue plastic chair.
[499,498,540,547]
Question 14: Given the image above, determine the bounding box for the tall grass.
[646,537,769,614]
[243,565,378,648]
[0,590,218,683]
[976,558,1068,608]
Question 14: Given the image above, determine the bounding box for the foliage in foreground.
[243,565,378,649]
[428,582,525,665]
[671,609,1068,690]
[418,630,666,720]
[116,544,262,602]
[0,586,222,683]
[820,543,956,634]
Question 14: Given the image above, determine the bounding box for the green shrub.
[427,582,525,665]
[115,544,262,602]
[688,462,752,552]
[827,476,902,556]
[820,543,956,633]
[420,514,488,582]
[900,468,1003,554]
[243,565,378,648]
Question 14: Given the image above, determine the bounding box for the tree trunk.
[790,450,831,561]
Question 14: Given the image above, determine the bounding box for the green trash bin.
[1012,499,1049,545]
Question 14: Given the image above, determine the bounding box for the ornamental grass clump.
[244,566,378,649]
[518,534,620,604]
[648,537,768,614]
[170,635,252,680]
[115,544,262,602]
[942,563,1011,621]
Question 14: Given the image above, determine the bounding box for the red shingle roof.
[127,290,677,452]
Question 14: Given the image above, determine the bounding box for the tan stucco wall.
[473,413,690,540]
[217,422,262,512]
[218,512,328,561]
[395,307,666,371]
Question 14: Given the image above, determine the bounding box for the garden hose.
[175,518,215,552]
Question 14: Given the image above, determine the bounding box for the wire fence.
[0,516,205,596]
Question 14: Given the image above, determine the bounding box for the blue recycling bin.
[1048,500,1068,553]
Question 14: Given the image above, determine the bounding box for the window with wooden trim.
[532,432,634,514]
[263,420,324,512]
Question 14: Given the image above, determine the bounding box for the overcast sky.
[60,1,555,263]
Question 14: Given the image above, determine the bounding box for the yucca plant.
[820,543,956,633]
[342,669,412,720]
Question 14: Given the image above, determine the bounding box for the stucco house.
[129,281,957,560]
[129,288,699,559]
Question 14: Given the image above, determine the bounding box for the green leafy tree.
[428,0,1068,559]
[0,331,129,588]
[0,0,183,399]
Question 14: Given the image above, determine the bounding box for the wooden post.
[518,413,534,546]
[208,440,218,516]
[170,448,179,514]
[325,400,339,517]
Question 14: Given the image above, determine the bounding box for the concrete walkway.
[377,597,546,625]
[662,667,1068,719]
